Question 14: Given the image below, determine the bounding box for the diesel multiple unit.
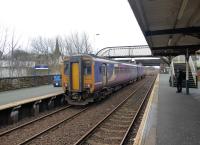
[61,54,145,105]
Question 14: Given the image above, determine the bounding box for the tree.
[31,36,55,65]
[7,30,21,77]
[60,32,92,56]
[0,27,8,59]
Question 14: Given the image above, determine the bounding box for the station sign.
[34,65,49,70]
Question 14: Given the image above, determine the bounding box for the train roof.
[63,54,139,67]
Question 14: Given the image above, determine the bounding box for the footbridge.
[96,45,161,66]
[96,45,152,58]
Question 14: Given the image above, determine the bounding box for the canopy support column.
[186,49,190,95]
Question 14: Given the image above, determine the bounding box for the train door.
[101,64,107,87]
[72,63,80,90]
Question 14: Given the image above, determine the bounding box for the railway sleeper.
[115,111,134,117]
[112,114,133,120]
[93,131,124,139]
[87,134,122,145]
[104,122,129,128]
[100,127,126,133]
[87,140,110,145]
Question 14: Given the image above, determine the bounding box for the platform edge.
[133,74,160,145]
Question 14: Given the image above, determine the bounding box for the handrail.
[189,56,197,85]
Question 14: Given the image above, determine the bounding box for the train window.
[84,61,91,75]
[64,62,69,75]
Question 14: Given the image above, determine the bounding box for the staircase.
[173,63,197,88]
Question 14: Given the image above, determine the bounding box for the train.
[61,54,145,105]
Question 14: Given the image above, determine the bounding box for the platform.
[134,74,200,145]
[0,85,64,111]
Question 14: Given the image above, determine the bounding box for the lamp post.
[94,33,100,53]
[47,47,50,84]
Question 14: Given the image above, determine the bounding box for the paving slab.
[156,74,200,145]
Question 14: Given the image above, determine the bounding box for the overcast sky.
[0,0,147,52]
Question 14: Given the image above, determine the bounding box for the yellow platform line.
[0,91,64,111]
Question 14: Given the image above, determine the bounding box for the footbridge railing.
[96,45,152,58]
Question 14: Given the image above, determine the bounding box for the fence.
[0,75,57,92]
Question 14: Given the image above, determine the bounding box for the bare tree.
[0,27,8,59]
[81,32,92,54]
[31,36,55,65]
[3,30,21,77]
[28,32,92,75]
[59,32,92,56]
[31,36,48,54]
[11,49,31,76]
[57,35,66,60]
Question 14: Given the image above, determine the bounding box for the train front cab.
[62,56,94,105]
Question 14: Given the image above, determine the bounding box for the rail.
[120,76,156,145]
[18,107,89,145]
[73,77,155,145]
[0,105,72,137]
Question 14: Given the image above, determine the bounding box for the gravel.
[80,77,154,145]
[28,78,147,145]
[0,76,154,145]
[0,106,84,145]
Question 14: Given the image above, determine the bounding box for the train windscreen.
[64,61,69,75]
[84,61,91,75]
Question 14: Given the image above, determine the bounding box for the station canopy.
[128,0,200,56]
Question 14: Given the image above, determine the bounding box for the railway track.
[0,105,89,145]
[73,76,156,145]
[0,76,155,145]
[0,105,72,137]
[18,79,145,145]
[18,107,89,145]
[18,80,145,145]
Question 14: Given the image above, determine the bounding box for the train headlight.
[85,84,91,88]
[64,83,68,88]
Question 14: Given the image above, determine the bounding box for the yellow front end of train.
[61,55,95,105]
